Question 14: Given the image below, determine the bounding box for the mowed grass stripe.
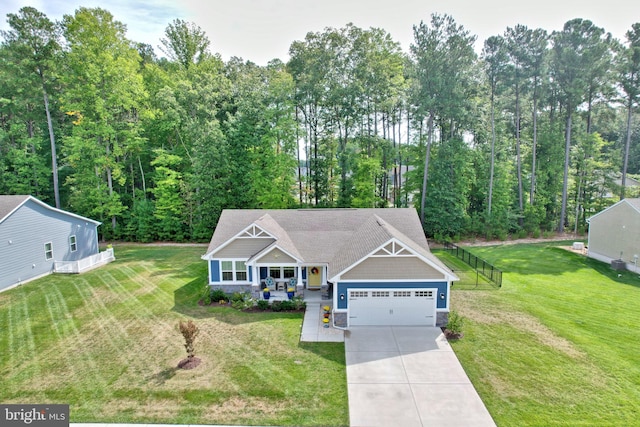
[71,280,138,371]
[6,289,39,382]
[93,270,179,364]
[36,283,108,395]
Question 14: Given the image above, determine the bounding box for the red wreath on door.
[311,267,319,275]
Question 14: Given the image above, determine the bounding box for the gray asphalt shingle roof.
[204,208,454,280]
[0,195,101,226]
[0,195,30,223]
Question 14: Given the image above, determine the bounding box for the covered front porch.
[256,286,331,302]
[248,263,328,297]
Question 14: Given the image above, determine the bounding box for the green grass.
[448,242,640,427]
[432,249,497,290]
[0,245,348,426]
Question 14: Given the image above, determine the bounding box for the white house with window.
[202,208,458,326]
[0,195,111,292]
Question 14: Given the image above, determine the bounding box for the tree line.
[1,7,639,242]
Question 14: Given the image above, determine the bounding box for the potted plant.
[287,287,295,299]
[262,287,271,300]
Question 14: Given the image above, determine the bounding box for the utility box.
[611,259,626,271]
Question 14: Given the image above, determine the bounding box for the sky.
[1,0,638,65]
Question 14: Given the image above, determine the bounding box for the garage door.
[348,289,437,326]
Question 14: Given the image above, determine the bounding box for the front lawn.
[0,245,348,426]
[446,242,640,427]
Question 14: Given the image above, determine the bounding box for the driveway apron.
[345,326,496,427]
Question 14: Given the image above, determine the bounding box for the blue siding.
[336,281,448,310]
[0,199,99,291]
[210,260,220,282]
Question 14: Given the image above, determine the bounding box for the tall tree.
[159,19,211,69]
[481,35,507,218]
[523,28,549,206]
[61,7,147,237]
[620,23,640,198]
[504,25,532,222]
[2,7,62,207]
[551,19,608,232]
[410,13,477,225]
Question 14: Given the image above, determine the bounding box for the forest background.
[1,6,639,242]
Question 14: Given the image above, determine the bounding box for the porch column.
[251,265,260,296]
[252,265,259,286]
[297,265,304,291]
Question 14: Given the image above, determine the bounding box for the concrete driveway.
[345,326,496,427]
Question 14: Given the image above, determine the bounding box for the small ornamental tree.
[178,320,200,359]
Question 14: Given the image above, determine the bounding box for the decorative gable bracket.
[239,224,274,239]
[372,240,413,257]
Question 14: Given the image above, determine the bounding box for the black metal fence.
[443,242,502,287]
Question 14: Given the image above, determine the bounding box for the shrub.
[210,288,228,302]
[178,320,200,359]
[231,291,250,303]
[279,300,294,311]
[270,301,283,312]
[532,228,541,238]
[291,296,306,310]
[231,296,256,310]
[256,300,269,310]
[445,310,464,336]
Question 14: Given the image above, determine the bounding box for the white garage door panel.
[349,288,436,326]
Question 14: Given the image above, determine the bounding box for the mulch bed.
[198,300,230,306]
[442,328,463,340]
[177,357,201,369]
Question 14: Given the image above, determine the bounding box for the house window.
[221,260,248,282]
[415,290,434,297]
[221,261,234,281]
[44,242,53,260]
[235,261,247,281]
[371,291,389,297]
[69,235,78,252]
[269,267,281,279]
[283,267,295,278]
[268,266,296,279]
[350,291,368,298]
[394,291,412,297]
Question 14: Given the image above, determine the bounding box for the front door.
[307,266,322,289]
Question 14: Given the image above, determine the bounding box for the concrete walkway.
[346,326,496,427]
[299,290,344,342]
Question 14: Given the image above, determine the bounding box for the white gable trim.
[587,199,640,223]
[329,237,457,282]
[203,222,276,259]
[0,196,101,226]
[247,242,303,265]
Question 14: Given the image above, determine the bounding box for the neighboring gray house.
[587,198,640,271]
[202,208,458,327]
[0,195,106,291]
